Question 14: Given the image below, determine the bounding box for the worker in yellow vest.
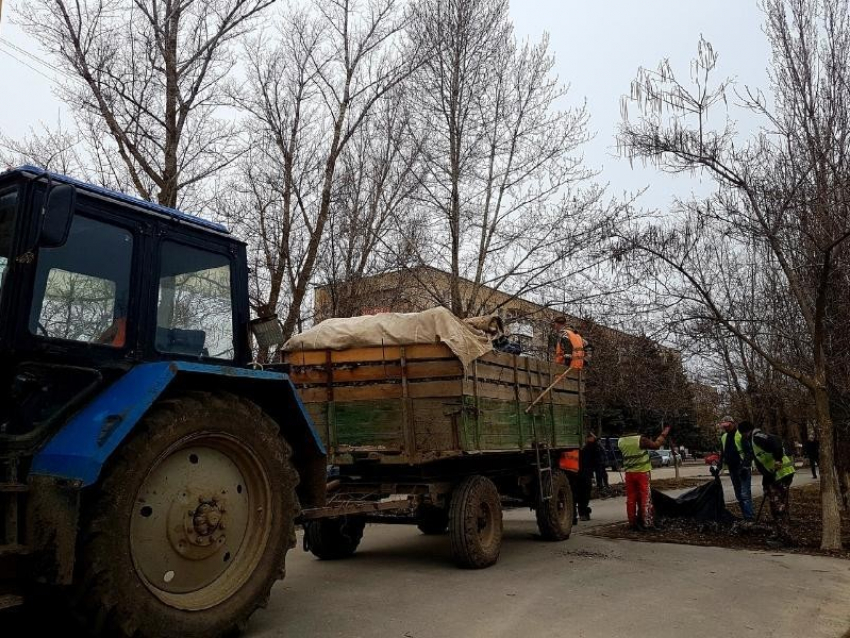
[618,425,671,530]
[718,415,754,521]
[738,420,796,545]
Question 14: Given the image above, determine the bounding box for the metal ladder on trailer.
[529,411,553,501]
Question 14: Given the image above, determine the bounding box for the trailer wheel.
[416,505,449,535]
[304,516,366,559]
[535,470,574,541]
[69,392,299,638]
[449,475,502,568]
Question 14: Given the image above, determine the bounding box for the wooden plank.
[478,350,567,374]
[412,397,464,452]
[469,361,525,386]
[550,389,580,406]
[470,381,523,402]
[469,361,582,394]
[546,362,557,446]
[289,359,463,385]
[407,379,465,399]
[283,343,455,366]
[324,350,337,451]
[299,383,403,403]
[300,378,471,403]
[513,356,523,450]
[400,347,416,456]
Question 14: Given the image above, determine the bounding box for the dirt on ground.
[593,476,706,500]
[590,483,850,559]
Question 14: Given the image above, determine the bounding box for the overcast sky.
[0,0,771,210]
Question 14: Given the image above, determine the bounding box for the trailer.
[284,335,585,568]
[0,164,585,637]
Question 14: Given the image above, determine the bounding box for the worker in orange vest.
[559,449,580,525]
[550,316,587,369]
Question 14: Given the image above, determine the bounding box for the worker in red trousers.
[618,425,671,530]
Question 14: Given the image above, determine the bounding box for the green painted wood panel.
[333,400,405,450]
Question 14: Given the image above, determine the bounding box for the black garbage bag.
[651,478,734,523]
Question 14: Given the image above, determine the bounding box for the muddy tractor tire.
[448,475,502,569]
[304,516,366,559]
[416,505,449,535]
[535,470,574,541]
[68,392,299,638]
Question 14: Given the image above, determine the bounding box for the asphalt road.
[249,466,849,638]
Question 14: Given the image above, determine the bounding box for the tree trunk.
[161,1,181,208]
[813,384,843,550]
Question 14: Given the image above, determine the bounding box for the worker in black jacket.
[803,435,819,479]
[576,434,597,521]
[739,421,796,546]
[582,433,608,488]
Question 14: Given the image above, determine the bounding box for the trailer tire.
[449,475,502,568]
[68,392,299,638]
[535,470,574,541]
[416,505,449,535]
[304,516,366,559]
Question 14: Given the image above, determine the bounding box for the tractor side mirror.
[39,184,76,248]
[249,314,285,350]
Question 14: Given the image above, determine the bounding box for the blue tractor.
[0,166,327,637]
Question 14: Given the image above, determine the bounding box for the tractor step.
[0,593,24,610]
[0,483,27,493]
[0,544,29,558]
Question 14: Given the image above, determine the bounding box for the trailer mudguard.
[30,361,326,487]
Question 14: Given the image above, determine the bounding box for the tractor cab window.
[156,242,234,360]
[30,215,133,347]
[0,189,16,297]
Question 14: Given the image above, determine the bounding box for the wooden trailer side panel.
[286,345,584,464]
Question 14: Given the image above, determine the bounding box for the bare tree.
[618,0,850,549]
[222,0,414,344]
[318,86,425,317]
[17,0,276,207]
[405,0,611,318]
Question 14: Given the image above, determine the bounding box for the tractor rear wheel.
[69,392,299,638]
[448,475,502,568]
[304,516,366,559]
[535,470,574,541]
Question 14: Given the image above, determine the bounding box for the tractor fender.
[30,361,327,500]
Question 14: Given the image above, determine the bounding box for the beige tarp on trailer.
[282,307,493,368]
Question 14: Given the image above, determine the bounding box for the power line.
[0,43,59,85]
[0,36,66,76]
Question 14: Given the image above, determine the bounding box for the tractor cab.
[0,167,323,634]
[0,166,251,446]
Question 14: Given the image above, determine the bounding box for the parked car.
[649,450,664,468]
